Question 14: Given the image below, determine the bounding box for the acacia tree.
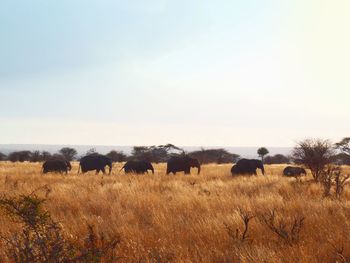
[106,150,127,162]
[59,147,78,161]
[131,144,183,163]
[292,138,335,181]
[0,152,6,161]
[335,137,350,155]
[264,154,290,164]
[257,147,269,162]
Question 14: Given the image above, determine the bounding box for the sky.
[0,0,349,147]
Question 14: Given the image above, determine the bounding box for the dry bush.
[292,138,335,181]
[0,192,120,262]
[224,208,255,243]
[259,209,305,246]
[320,165,350,198]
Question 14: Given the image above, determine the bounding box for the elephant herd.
[42,154,307,177]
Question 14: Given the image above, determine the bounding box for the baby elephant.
[43,160,72,174]
[283,166,307,177]
[120,161,154,174]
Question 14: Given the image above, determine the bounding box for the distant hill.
[0,144,292,159]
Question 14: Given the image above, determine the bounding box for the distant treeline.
[1,143,349,165]
[0,144,240,164]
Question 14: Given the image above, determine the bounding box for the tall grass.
[0,162,349,262]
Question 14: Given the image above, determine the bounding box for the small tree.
[189,148,240,164]
[30,151,42,162]
[264,154,290,164]
[292,138,335,181]
[86,148,98,156]
[7,151,32,162]
[59,147,78,161]
[106,150,127,163]
[257,147,269,162]
[0,152,7,161]
[335,137,350,155]
[41,151,52,161]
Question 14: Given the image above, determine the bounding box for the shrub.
[0,193,120,262]
[292,139,335,181]
[259,210,305,246]
[320,165,350,199]
[225,208,255,243]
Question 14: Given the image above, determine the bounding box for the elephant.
[79,154,112,175]
[43,159,72,174]
[231,159,265,176]
[120,161,154,174]
[283,166,307,177]
[166,156,200,175]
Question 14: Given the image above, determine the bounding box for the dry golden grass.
[0,162,349,262]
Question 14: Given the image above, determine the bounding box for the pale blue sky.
[1,0,349,146]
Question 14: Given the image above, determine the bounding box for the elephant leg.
[96,169,100,175]
[184,169,190,175]
[101,167,106,174]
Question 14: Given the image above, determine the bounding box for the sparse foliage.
[335,137,350,155]
[292,139,335,181]
[320,165,350,198]
[131,144,183,163]
[86,148,98,156]
[0,193,120,262]
[225,208,255,243]
[259,210,305,246]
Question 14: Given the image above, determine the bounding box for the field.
[0,162,349,262]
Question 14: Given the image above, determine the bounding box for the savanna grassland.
[0,162,349,262]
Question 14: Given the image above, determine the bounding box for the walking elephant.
[231,159,265,176]
[79,154,112,175]
[166,156,200,175]
[283,166,306,177]
[43,159,72,174]
[120,161,154,174]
